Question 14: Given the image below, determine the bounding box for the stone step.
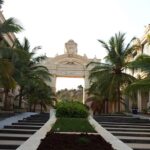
[98,121,150,126]
[95,117,150,123]
[12,122,45,126]
[0,129,36,134]
[0,113,49,149]
[111,131,150,137]
[0,140,23,149]
[4,125,41,130]
[96,115,150,150]
[0,133,31,141]
[101,124,150,129]
[95,114,129,117]
[127,143,150,150]
[95,116,134,118]
[0,133,32,137]
[30,113,49,117]
[18,120,46,123]
[106,127,150,132]
[27,115,49,118]
[23,117,48,120]
[117,136,150,144]
[117,136,150,140]
[23,119,48,122]
[0,135,29,141]
[0,148,16,150]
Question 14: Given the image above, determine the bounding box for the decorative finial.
[64,40,78,55]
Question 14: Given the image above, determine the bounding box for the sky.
[2,0,150,90]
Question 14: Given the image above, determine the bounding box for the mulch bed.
[37,132,114,150]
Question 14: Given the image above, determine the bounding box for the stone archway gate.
[42,40,100,103]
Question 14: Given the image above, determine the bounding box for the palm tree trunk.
[117,85,121,113]
[4,89,10,111]
[29,104,32,112]
[114,101,116,112]
[33,103,37,112]
[18,87,23,108]
[105,98,109,114]
[40,103,43,113]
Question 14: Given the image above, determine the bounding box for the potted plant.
[132,103,138,114]
[147,107,150,114]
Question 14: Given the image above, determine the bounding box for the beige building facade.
[137,25,150,112]
[128,24,150,113]
[42,40,100,103]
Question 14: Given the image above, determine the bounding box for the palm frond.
[98,39,110,53]
[128,54,150,72]
[125,78,150,94]
[0,18,23,35]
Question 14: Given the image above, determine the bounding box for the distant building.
[0,11,16,46]
[128,24,150,113]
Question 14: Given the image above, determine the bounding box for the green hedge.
[56,101,89,118]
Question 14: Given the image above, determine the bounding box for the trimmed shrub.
[56,101,89,118]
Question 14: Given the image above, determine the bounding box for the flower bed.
[37,102,114,150]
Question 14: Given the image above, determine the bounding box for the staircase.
[0,113,49,150]
[94,115,150,150]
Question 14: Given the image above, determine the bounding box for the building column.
[148,91,150,108]
[84,72,90,104]
[83,86,85,104]
[51,75,56,92]
[138,90,142,112]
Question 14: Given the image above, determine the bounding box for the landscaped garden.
[37,101,114,150]
[0,1,150,150]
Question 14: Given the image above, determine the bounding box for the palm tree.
[0,58,16,110]
[23,77,54,112]
[0,17,23,36]
[126,54,150,93]
[13,38,51,109]
[0,0,3,9]
[0,15,23,110]
[88,32,137,112]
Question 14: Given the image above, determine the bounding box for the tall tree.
[0,18,23,38]
[0,17,23,110]
[88,32,137,112]
[13,38,52,109]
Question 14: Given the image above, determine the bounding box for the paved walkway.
[0,112,37,129]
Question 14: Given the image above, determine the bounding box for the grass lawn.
[51,118,96,133]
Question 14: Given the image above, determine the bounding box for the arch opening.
[56,77,85,103]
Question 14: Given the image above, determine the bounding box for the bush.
[56,101,89,118]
